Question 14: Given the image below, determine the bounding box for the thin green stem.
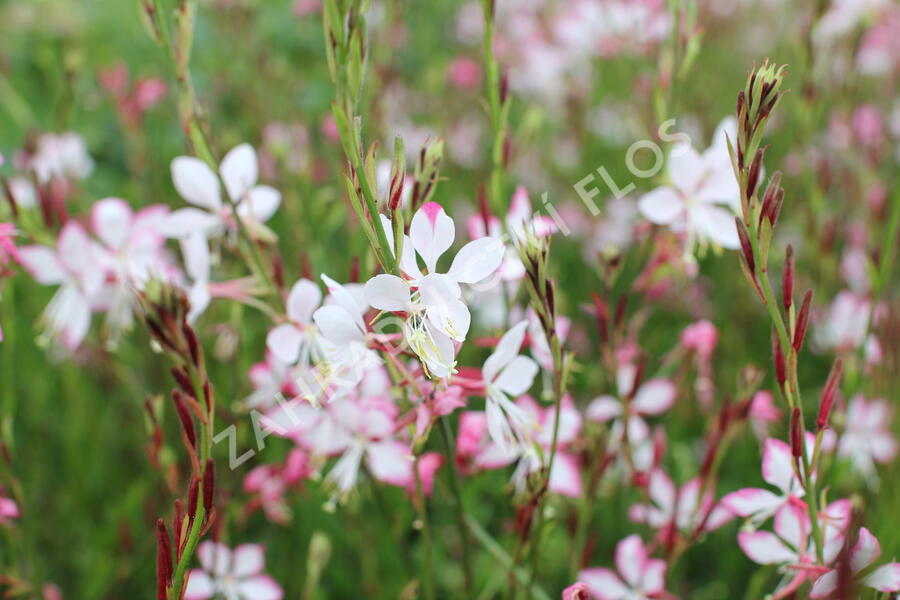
[438,417,474,594]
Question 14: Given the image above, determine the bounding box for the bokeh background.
[1,0,898,598]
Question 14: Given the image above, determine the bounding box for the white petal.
[737,531,796,565]
[851,527,882,573]
[17,245,66,284]
[183,569,215,600]
[237,185,280,223]
[668,143,705,192]
[286,279,322,325]
[366,440,412,486]
[417,273,462,306]
[641,558,666,594]
[615,535,646,588]
[447,237,505,283]
[314,305,363,345]
[578,568,629,600]
[220,143,259,201]
[171,156,221,209]
[864,563,900,592]
[773,502,808,551]
[426,298,471,342]
[638,187,683,225]
[196,541,231,576]
[809,571,837,598]
[266,324,303,364]
[632,379,676,415]
[721,488,782,518]
[91,197,132,249]
[647,469,677,514]
[180,234,210,282]
[695,205,740,249]
[483,320,528,382]
[409,202,455,272]
[364,274,410,312]
[761,438,795,495]
[161,208,223,239]
[57,221,93,274]
[586,396,623,422]
[237,575,284,600]
[232,544,265,577]
[494,356,539,397]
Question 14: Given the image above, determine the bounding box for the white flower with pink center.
[579,534,668,600]
[184,542,283,600]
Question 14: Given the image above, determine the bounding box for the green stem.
[413,453,436,600]
[438,417,474,595]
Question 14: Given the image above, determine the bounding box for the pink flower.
[810,527,900,597]
[722,438,811,525]
[579,535,668,600]
[748,391,782,439]
[0,223,20,268]
[679,320,718,362]
[562,581,590,600]
[0,493,19,522]
[813,290,876,353]
[447,56,482,89]
[17,222,106,349]
[162,144,281,241]
[184,542,283,600]
[629,469,733,536]
[837,395,897,479]
[586,362,676,423]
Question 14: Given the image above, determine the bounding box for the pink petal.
[773,502,808,551]
[851,527,882,573]
[615,535,646,588]
[232,544,265,577]
[641,558,666,594]
[809,571,837,598]
[548,452,583,497]
[737,531,795,565]
[57,221,93,274]
[721,488,782,518]
[647,469,676,515]
[578,567,629,600]
[585,396,622,423]
[761,438,795,495]
[632,379,676,415]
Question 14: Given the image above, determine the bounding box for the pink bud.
[680,320,719,361]
[789,408,803,458]
[817,358,843,430]
[562,582,591,600]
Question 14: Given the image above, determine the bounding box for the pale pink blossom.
[184,542,283,600]
[266,278,323,365]
[24,132,93,184]
[579,535,668,600]
[562,581,590,600]
[810,527,900,597]
[586,362,676,424]
[629,469,733,535]
[836,395,897,479]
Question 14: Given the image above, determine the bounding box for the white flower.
[163,143,281,240]
[482,320,539,450]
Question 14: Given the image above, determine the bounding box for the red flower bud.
[793,290,813,351]
[187,474,199,518]
[782,244,794,311]
[203,458,215,515]
[736,217,755,274]
[172,390,196,449]
[773,331,787,388]
[156,519,173,597]
[789,407,803,458]
[591,292,609,345]
[817,358,843,430]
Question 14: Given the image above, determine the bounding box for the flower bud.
[792,289,813,351]
[773,330,786,389]
[817,358,843,430]
[187,474,199,517]
[156,518,173,595]
[736,217,755,274]
[782,245,794,311]
[172,390,196,449]
[203,458,215,515]
[789,407,803,458]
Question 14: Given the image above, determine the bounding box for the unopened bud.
[172,390,196,449]
[817,358,843,430]
[782,245,794,311]
[793,290,813,351]
[773,331,786,388]
[156,519,173,595]
[203,458,215,514]
[187,475,199,517]
[736,217,755,274]
[789,407,803,458]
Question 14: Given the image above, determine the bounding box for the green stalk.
[438,417,474,594]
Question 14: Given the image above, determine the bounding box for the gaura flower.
[722,437,814,526]
[365,201,504,378]
[17,222,106,349]
[586,362,676,423]
[184,541,283,600]
[578,535,668,600]
[629,468,733,535]
[266,279,324,366]
[638,117,741,256]
[481,320,539,450]
[810,527,900,597]
[836,395,897,480]
[163,143,281,241]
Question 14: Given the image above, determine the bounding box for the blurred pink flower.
[447,56,482,89]
[184,542,283,600]
[579,535,668,600]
